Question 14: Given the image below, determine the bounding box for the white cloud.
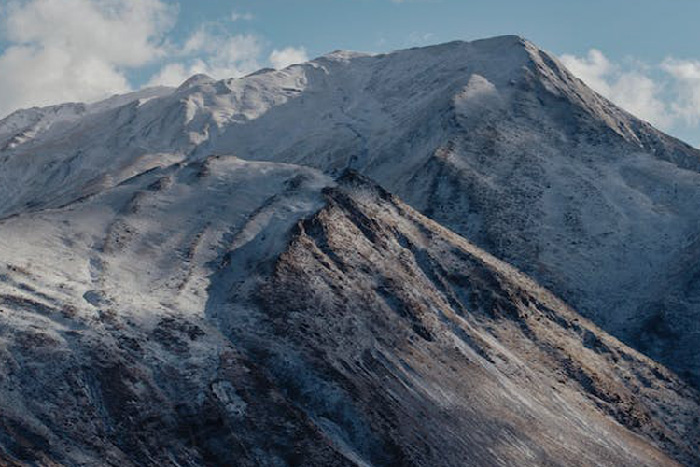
[661,58,700,125]
[559,50,612,94]
[612,72,671,127]
[0,0,310,116]
[147,28,263,87]
[0,0,175,116]
[559,49,700,145]
[560,49,672,128]
[269,47,308,70]
[146,62,200,88]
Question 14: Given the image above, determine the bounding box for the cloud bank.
[560,49,700,134]
[0,0,308,117]
[146,29,264,87]
[0,0,175,116]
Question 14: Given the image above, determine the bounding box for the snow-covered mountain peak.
[0,102,88,151]
[318,49,374,62]
[89,86,174,112]
[176,73,217,92]
[0,35,691,220]
[455,34,534,55]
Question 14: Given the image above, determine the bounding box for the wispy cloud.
[407,32,436,46]
[560,50,671,128]
[0,0,175,116]
[560,49,700,136]
[660,58,700,126]
[269,47,308,70]
[230,10,253,22]
[0,0,308,117]
[148,28,309,87]
[148,26,264,87]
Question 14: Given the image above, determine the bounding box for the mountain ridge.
[3,36,700,387]
[1,35,700,465]
[3,34,700,384]
[0,160,697,465]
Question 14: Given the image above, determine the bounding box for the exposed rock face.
[214,172,700,466]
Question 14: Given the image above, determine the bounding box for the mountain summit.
[0,36,699,465]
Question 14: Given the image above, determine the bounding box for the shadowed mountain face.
[0,35,700,465]
[0,162,698,465]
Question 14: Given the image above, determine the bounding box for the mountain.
[1,36,700,389]
[0,162,698,465]
[0,86,173,152]
[0,35,699,465]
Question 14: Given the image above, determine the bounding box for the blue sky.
[1,0,700,145]
[166,0,700,59]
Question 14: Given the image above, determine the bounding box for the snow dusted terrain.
[0,35,699,465]
[0,86,173,153]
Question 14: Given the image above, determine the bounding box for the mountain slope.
[0,162,698,465]
[0,86,173,152]
[216,172,700,466]
[0,156,346,465]
[1,36,700,388]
